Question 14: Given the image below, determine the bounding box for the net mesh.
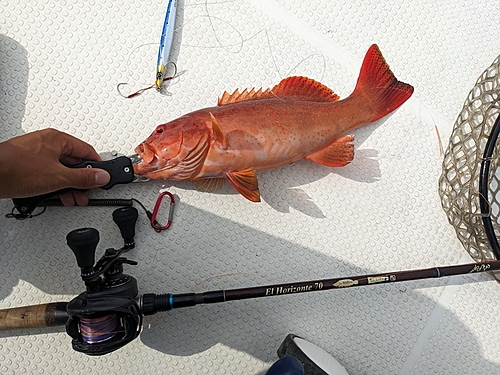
[439,54,500,281]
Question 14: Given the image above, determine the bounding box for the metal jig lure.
[156,0,178,89]
[118,0,178,98]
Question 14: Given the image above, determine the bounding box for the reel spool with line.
[439,53,500,280]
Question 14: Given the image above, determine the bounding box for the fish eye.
[157,128,164,134]
[156,72,163,80]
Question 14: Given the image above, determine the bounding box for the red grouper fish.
[134,44,414,202]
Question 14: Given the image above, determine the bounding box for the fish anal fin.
[226,169,261,202]
[217,77,338,106]
[305,135,355,167]
[194,178,226,193]
[209,112,227,149]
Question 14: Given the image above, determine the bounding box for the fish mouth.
[135,142,156,164]
[133,142,160,176]
[133,142,177,178]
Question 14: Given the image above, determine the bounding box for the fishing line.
[185,0,322,72]
[180,14,252,51]
[181,2,328,97]
[111,0,328,103]
[205,0,242,54]
[181,15,325,79]
[79,315,123,344]
[116,42,157,96]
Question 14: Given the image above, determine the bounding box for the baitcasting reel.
[62,205,223,356]
[65,207,143,356]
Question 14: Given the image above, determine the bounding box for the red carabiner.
[151,191,175,232]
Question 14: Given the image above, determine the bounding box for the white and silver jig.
[156,0,178,90]
[117,0,178,98]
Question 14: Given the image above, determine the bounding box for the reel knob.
[112,207,138,246]
[66,228,99,273]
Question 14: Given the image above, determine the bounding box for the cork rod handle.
[0,302,68,330]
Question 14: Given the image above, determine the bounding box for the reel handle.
[112,207,138,247]
[66,228,99,272]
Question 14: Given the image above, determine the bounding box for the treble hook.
[116,62,178,99]
[150,191,175,232]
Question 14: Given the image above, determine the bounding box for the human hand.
[0,129,110,206]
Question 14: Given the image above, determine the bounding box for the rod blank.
[158,260,500,312]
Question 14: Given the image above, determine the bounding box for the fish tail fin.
[351,44,413,123]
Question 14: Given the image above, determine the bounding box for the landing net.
[439,54,500,280]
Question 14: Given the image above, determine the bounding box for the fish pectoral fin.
[305,135,355,167]
[209,112,227,149]
[226,169,261,202]
[194,178,226,193]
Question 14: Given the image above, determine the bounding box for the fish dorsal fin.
[217,76,339,106]
[218,87,273,106]
[271,76,340,102]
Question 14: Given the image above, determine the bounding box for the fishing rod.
[1,205,499,356]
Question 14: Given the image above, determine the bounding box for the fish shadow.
[165,148,381,218]
[259,147,381,217]
[164,148,380,219]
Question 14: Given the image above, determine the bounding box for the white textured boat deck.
[1,1,500,373]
